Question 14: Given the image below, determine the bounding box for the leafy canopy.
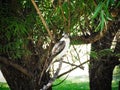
[0,0,119,59]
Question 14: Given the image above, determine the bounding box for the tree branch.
[72,45,83,65]
[40,58,63,90]
[62,61,84,70]
[31,0,53,41]
[67,0,70,33]
[71,21,113,44]
[59,0,67,22]
[57,60,90,78]
[0,56,33,78]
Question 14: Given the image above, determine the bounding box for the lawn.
[52,79,89,90]
[0,79,119,90]
[52,78,119,90]
[0,82,10,90]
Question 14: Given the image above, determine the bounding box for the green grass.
[52,79,89,90]
[52,78,119,90]
[0,79,119,90]
[0,82,10,90]
[112,81,119,90]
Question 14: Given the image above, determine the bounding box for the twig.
[38,58,48,85]
[72,45,82,65]
[40,58,63,90]
[53,74,69,86]
[62,61,84,70]
[67,0,70,33]
[0,56,33,78]
[93,0,97,6]
[38,55,54,85]
[59,0,67,22]
[57,60,90,78]
[31,0,53,41]
[38,52,55,85]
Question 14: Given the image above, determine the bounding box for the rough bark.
[89,20,120,90]
[0,39,52,90]
[0,57,52,90]
[89,57,119,90]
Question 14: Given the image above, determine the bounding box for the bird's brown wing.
[51,41,65,57]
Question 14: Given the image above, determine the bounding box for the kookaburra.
[46,34,70,72]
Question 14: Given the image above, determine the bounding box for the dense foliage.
[0,0,119,59]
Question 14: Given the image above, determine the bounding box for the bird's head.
[60,33,70,44]
[62,33,69,39]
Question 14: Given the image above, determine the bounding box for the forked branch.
[31,0,53,41]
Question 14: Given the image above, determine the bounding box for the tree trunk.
[0,39,52,90]
[1,63,52,90]
[89,20,120,90]
[89,57,119,90]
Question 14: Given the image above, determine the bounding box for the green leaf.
[98,49,113,57]
[100,10,105,31]
[62,2,69,18]
[92,2,103,19]
[90,51,98,59]
[116,53,120,57]
[103,3,112,21]
[95,22,101,32]
[106,0,110,8]
[56,6,61,15]
[116,1,120,8]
